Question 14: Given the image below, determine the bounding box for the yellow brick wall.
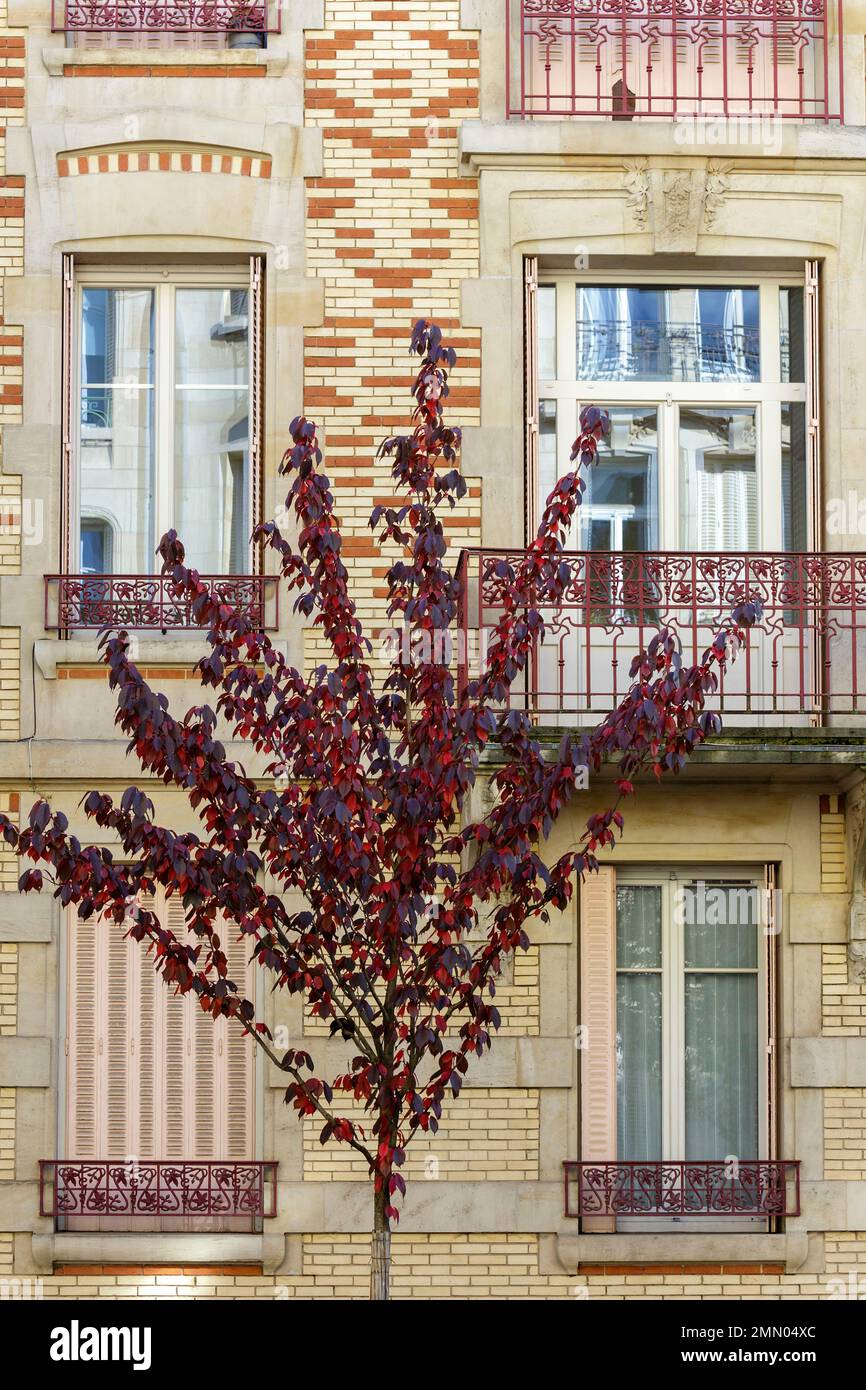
[0,628,18,738]
[10,1232,866,1298]
[822,944,866,1035]
[825,1090,866,1179]
[821,795,847,892]
[304,946,540,1037]
[0,1088,13,1182]
[0,791,17,888]
[303,1088,539,1182]
[0,940,15,1033]
[0,471,20,572]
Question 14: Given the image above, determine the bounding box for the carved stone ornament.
[622,158,650,230]
[704,159,734,229]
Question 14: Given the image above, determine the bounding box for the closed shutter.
[71,26,225,51]
[805,259,821,548]
[223,926,255,1159]
[61,253,75,577]
[161,894,189,1160]
[65,915,99,1157]
[524,256,538,542]
[249,253,264,569]
[579,867,617,1233]
[764,865,778,1169]
[65,893,255,1168]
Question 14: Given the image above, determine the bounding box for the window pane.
[576,286,759,383]
[616,884,662,969]
[617,973,662,1161]
[79,386,154,573]
[173,390,248,573]
[679,407,757,550]
[79,289,155,574]
[538,398,557,515]
[175,288,249,387]
[782,402,808,551]
[780,287,805,384]
[580,407,659,552]
[174,289,250,572]
[538,284,556,379]
[682,880,760,969]
[685,974,758,1160]
[81,288,153,386]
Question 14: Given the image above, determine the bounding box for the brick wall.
[822,944,866,1035]
[304,946,540,1037]
[303,1,481,676]
[8,1233,866,1298]
[303,1088,540,1182]
[821,795,847,892]
[825,1090,866,1178]
[0,633,18,738]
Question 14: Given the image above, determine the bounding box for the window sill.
[550,1231,809,1274]
[32,1231,289,1274]
[459,119,866,173]
[41,46,289,78]
[35,636,223,680]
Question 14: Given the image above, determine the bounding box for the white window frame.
[538,271,808,552]
[614,864,771,1233]
[72,265,254,576]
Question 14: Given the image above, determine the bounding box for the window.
[534,274,811,553]
[580,866,779,1233]
[67,263,262,578]
[63,892,256,1231]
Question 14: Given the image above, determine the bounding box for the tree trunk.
[370,1187,391,1300]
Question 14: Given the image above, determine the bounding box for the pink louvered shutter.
[579,868,617,1233]
[65,893,256,1228]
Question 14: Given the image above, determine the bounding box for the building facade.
[0,0,866,1300]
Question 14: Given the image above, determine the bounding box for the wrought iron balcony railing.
[508,0,844,122]
[40,1160,279,1227]
[44,573,279,633]
[564,1159,801,1218]
[52,1,281,33]
[455,549,866,720]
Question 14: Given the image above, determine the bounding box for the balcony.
[44,573,279,633]
[564,1159,801,1218]
[51,1,281,34]
[40,1160,278,1232]
[455,549,866,722]
[507,0,844,122]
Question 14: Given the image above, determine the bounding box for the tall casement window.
[529,268,819,552]
[579,867,781,1234]
[64,892,256,1231]
[63,261,263,578]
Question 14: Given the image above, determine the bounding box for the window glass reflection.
[576,286,760,383]
[679,406,757,551]
[580,407,659,552]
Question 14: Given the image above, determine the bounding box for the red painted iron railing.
[564,1159,800,1217]
[44,573,279,632]
[51,1,280,32]
[507,0,843,122]
[455,549,866,719]
[40,1160,279,1220]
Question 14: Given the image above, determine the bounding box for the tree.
[1,323,760,1299]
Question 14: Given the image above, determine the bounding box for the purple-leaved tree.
[1,323,759,1298]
